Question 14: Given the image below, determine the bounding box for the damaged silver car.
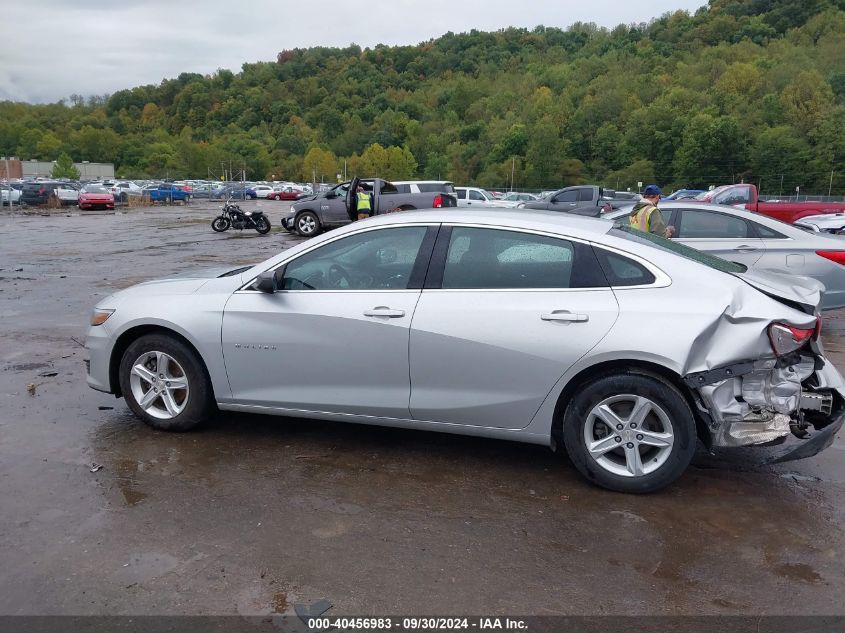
[85,210,845,493]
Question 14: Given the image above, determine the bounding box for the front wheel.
[562,373,696,493]
[254,215,271,234]
[211,216,230,232]
[118,334,215,431]
[295,211,321,237]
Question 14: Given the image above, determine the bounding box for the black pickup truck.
[519,185,636,216]
[282,177,457,237]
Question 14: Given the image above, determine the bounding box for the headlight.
[90,309,115,326]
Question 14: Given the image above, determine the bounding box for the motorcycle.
[211,198,271,234]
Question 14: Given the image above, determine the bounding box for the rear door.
[674,207,766,266]
[409,226,619,429]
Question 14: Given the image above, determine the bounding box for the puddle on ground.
[774,563,822,584]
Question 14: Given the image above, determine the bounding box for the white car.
[454,186,516,207]
[248,185,275,199]
[109,181,143,200]
[1,184,21,205]
[794,213,845,235]
[55,183,80,205]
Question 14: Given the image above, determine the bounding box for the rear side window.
[577,188,594,202]
[441,227,607,289]
[753,222,787,239]
[456,189,467,200]
[610,226,747,274]
[593,248,656,287]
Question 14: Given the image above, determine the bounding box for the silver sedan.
[605,202,845,310]
[85,210,845,493]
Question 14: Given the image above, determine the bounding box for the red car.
[267,187,307,201]
[78,186,115,210]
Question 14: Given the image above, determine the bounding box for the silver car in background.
[604,202,845,309]
[86,210,845,493]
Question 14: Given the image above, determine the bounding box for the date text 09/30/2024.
[307,617,528,631]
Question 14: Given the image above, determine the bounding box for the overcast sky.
[1,0,706,104]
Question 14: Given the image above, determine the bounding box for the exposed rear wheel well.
[109,325,210,397]
[551,360,710,450]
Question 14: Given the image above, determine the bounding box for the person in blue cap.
[630,184,674,237]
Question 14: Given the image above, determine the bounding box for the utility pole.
[779,174,784,197]
[510,157,515,192]
[828,156,835,200]
[4,156,12,216]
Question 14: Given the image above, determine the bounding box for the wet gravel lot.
[1,200,844,616]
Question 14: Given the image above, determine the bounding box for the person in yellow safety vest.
[356,185,372,220]
[629,184,674,238]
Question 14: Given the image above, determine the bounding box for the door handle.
[541,311,589,323]
[734,245,758,252]
[364,307,406,318]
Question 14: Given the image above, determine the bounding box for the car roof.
[361,208,615,238]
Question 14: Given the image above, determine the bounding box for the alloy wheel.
[129,351,190,420]
[583,394,674,477]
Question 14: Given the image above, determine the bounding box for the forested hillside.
[3,0,845,192]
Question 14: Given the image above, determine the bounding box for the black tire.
[211,216,230,232]
[254,215,271,234]
[562,372,696,494]
[119,334,215,432]
[295,211,321,237]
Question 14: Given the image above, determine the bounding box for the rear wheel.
[255,215,271,234]
[119,334,215,431]
[562,372,696,493]
[295,211,321,237]
[211,216,230,232]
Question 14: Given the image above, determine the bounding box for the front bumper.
[85,325,114,394]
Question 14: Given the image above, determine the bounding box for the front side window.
[677,209,752,239]
[554,190,578,203]
[469,190,486,201]
[281,227,428,290]
[441,227,606,289]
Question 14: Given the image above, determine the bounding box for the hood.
[734,268,823,312]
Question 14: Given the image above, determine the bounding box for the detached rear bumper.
[763,411,844,464]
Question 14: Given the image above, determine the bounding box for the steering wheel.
[327,263,353,289]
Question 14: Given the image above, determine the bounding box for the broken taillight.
[432,194,443,208]
[768,321,817,356]
[816,250,845,265]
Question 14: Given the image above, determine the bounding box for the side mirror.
[255,270,279,293]
[325,190,337,199]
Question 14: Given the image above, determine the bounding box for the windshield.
[84,186,109,194]
[694,186,728,201]
[609,225,748,274]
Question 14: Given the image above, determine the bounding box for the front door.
[409,226,619,429]
[222,225,433,418]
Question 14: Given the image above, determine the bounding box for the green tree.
[302,146,338,182]
[51,152,81,179]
